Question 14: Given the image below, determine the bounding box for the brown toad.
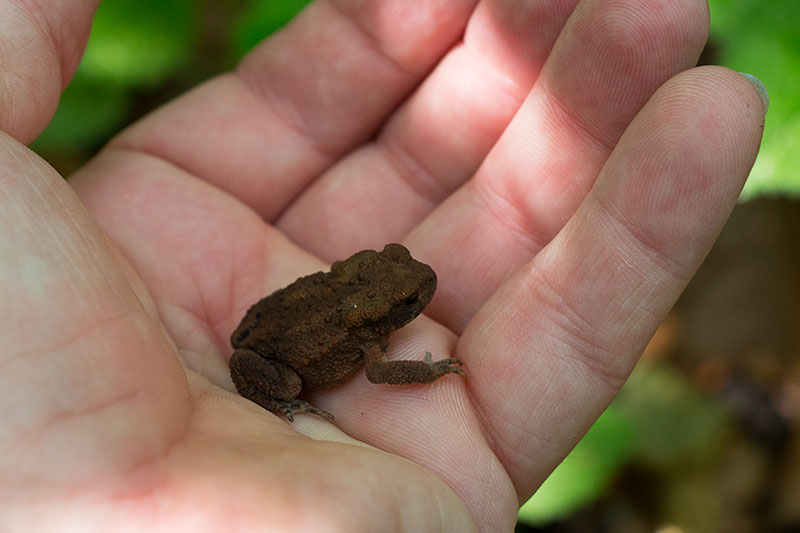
[229,243,465,421]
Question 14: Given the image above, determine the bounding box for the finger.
[413,0,709,332]
[109,0,476,220]
[0,134,192,485]
[461,67,765,498]
[276,0,581,257]
[0,0,98,142]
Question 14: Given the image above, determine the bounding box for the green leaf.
[617,362,730,468]
[231,0,311,58]
[30,73,131,153]
[518,405,635,525]
[517,360,731,525]
[32,0,196,159]
[707,0,800,199]
[79,0,195,88]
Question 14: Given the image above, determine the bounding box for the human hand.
[1,1,765,531]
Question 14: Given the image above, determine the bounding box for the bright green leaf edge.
[518,404,635,525]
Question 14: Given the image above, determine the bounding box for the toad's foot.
[276,399,334,422]
[423,352,466,378]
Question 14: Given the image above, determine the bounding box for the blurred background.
[30,1,800,531]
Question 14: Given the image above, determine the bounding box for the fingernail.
[739,72,769,115]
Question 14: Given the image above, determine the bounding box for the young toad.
[229,243,465,421]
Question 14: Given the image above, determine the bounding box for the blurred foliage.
[517,361,731,525]
[31,0,310,162]
[232,0,312,57]
[80,0,195,88]
[707,0,800,199]
[518,404,635,524]
[30,0,197,155]
[30,76,131,153]
[620,362,730,469]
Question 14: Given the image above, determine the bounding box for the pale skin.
[0,0,765,531]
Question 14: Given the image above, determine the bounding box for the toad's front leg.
[364,344,465,385]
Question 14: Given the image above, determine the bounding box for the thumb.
[0,133,192,487]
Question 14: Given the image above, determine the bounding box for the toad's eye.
[404,293,419,306]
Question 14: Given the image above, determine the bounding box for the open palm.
[1,1,764,531]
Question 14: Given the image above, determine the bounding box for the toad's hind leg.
[229,349,333,421]
[364,345,465,385]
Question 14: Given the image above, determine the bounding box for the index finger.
[463,68,765,499]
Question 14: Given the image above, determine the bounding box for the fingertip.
[586,65,767,266]
[672,65,766,119]
[629,65,766,182]
[738,72,770,115]
[673,65,766,157]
